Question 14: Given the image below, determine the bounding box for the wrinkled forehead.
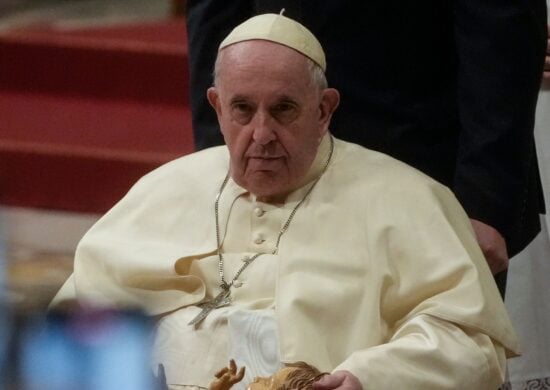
[215,41,317,98]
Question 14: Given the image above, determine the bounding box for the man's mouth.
[247,156,284,170]
[248,155,284,160]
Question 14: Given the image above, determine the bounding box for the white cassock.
[52,134,519,389]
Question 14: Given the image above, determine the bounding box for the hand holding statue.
[312,371,362,390]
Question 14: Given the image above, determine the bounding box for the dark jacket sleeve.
[185,0,254,150]
[452,0,547,255]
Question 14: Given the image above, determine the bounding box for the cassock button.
[233,280,243,288]
[253,235,265,245]
[254,207,265,217]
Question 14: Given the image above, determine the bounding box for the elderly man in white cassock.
[51,13,520,390]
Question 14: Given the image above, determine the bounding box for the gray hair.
[213,50,328,90]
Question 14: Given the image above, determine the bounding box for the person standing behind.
[185,0,548,295]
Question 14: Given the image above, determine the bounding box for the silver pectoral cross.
[188,287,232,329]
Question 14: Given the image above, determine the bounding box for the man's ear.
[207,87,221,115]
[318,88,340,134]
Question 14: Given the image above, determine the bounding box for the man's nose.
[251,111,276,145]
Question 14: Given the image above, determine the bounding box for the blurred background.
[0,1,193,387]
[0,0,193,314]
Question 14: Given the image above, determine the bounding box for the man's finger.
[313,371,362,390]
[313,373,344,390]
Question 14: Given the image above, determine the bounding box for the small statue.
[209,360,326,390]
[209,359,246,390]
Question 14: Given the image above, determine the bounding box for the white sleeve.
[335,313,507,390]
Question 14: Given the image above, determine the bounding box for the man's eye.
[230,102,254,123]
[232,103,252,113]
[271,102,298,123]
[273,103,295,113]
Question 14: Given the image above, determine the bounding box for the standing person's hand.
[470,219,509,274]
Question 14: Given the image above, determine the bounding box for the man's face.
[207,40,338,201]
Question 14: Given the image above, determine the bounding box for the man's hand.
[470,219,509,274]
[313,371,362,390]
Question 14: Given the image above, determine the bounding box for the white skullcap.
[219,13,326,72]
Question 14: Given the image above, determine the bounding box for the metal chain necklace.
[189,136,334,328]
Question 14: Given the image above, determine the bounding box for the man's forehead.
[228,91,302,104]
[217,45,313,98]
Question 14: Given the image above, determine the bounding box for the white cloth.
[152,307,281,388]
[227,310,282,390]
[52,135,519,389]
[163,309,282,390]
[505,61,550,388]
